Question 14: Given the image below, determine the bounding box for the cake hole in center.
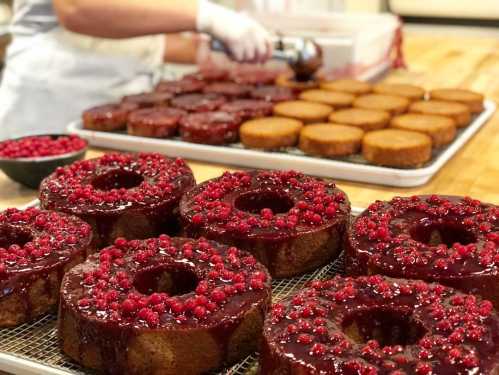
[342,308,426,347]
[410,221,476,247]
[234,191,294,214]
[0,225,33,249]
[133,265,199,296]
[92,169,144,191]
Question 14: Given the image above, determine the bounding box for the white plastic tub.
[247,11,400,80]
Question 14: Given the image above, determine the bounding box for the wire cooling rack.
[0,205,359,375]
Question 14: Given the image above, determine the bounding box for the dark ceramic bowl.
[0,134,88,189]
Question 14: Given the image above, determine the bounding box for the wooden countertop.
[1,32,499,209]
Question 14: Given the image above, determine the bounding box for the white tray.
[68,100,495,188]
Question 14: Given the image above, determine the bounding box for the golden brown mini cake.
[409,100,471,128]
[299,124,364,157]
[273,100,333,123]
[299,89,355,108]
[275,72,318,91]
[353,94,410,115]
[240,117,303,150]
[391,113,456,147]
[362,129,432,167]
[373,83,425,101]
[429,88,484,113]
[328,108,390,131]
[320,79,372,95]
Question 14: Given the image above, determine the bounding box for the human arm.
[54,0,272,63]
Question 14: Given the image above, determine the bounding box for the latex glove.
[197,0,272,64]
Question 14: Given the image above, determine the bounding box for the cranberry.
[0,135,86,158]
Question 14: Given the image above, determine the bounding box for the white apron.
[0,0,165,140]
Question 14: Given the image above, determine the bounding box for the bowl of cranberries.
[0,134,88,189]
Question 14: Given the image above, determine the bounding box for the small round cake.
[155,78,206,95]
[127,107,186,138]
[183,68,229,82]
[82,103,135,132]
[203,82,252,98]
[276,72,319,91]
[231,67,279,85]
[171,93,227,113]
[320,79,372,95]
[391,113,456,147]
[362,129,432,167]
[180,170,350,278]
[261,275,499,374]
[409,100,471,128]
[346,195,499,307]
[353,94,410,115]
[299,89,355,108]
[274,100,333,123]
[240,117,303,150]
[179,111,242,145]
[329,108,390,131]
[39,153,195,248]
[219,100,273,121]
[250,85,296,103]
[121,91,173,109]
[430,88,484,113]
[299,124,364,157]
[0,207,92,327]
[373,83,425,101]
[59,236,271,374]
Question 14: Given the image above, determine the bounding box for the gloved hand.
[196,0,272,64]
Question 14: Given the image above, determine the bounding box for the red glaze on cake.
[171,93,227,113]
[39,153,195,249]
[203,82,252,98]
[0,207,92,327]
[155,78,206,95]
[179,111,242,145]
[346,195,499,308]
[261,275,499,374]
[180,170,350,278]
[184,68,229,82]
[219,99,273,121]
[230,68,280,86]
[121,92,173,109]
[82,103,137,132]
[127,107,186,138]
[250,85,297,103]
[59,236,271,374]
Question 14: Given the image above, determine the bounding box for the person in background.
[0,0,272,139]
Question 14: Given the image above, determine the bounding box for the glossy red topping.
[348,195,499,280]
[179,111,242,145]
[39,153,194,214]
[203,82,252,98]
[121,91,173,108]
[128,107,186,137]
[230,67,280,85]
[0,207,92,283]
[62,236,271,328]
[154,78,206,95]
[250,85,296,102]
[0,135,87,159]
[183,68,229,82]
[219,99,273,120]
[171,93,227,113]
[180,170,349,240]
[261,276,499,374]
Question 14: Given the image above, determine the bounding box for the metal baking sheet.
[0,201,363,375]
[67,100,495,188]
